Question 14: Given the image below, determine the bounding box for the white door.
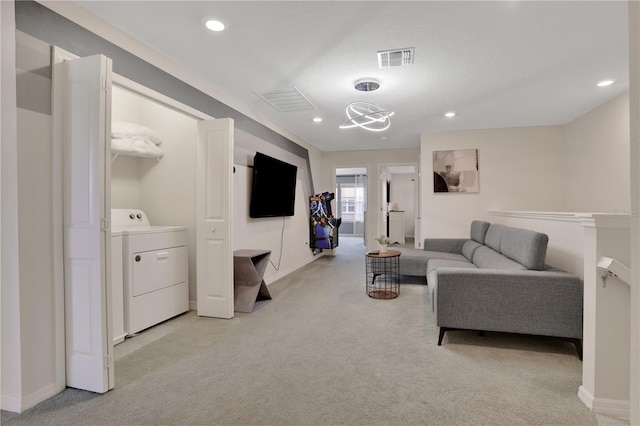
[196,119,234,318]
[414,170,421,249]
[61,54,114,392]
[354,174,367,236]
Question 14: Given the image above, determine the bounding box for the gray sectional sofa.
[396,221,584,358]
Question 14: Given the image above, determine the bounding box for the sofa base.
[437,327,583,360]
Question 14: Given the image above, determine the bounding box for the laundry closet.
[109,83,199,343]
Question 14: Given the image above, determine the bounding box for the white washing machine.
[112,209,189,336]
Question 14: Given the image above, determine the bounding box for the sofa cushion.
[469,220,491,244]
[422,239,467,253]
[422,251,468,262]
[396,247,467,276]
[484,224,506,252]
[426,257,475,290]
[499,227,548,271]
[462,240,482,261]
[426,258,477,286]
[395,248,430,276]
[427,258,476,277]
[472,246,527,270]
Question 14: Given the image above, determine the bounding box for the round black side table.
[365,250,401,299]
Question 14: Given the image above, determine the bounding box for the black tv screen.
[249,152,298,218]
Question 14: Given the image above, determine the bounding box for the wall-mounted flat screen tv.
[249,152,298,218]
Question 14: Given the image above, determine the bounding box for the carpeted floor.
[2,236,603,425]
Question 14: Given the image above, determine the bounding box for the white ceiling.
[73,1,629,153]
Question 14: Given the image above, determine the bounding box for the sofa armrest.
[431,268,583,339]
[423,238,467,254]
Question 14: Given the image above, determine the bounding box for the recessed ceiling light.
[445,112,456,118]
[312,117,323,123]
[597,80,614,87]
[205,19,226,32]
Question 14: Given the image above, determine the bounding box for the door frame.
[51,46,76,393]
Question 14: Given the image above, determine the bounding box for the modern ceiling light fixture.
[445,112,456,118]
[339,101,394,132]
[340,78,393,132]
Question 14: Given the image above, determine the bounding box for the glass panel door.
[337,181,355,235]
[336,174,367,236]
[353,174,367,236]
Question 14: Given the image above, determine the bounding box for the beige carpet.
[2,236,599,425]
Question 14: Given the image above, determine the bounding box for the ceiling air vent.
[377,48,414,68]
[256,87,315,112]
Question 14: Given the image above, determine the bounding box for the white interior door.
[354,174,367,236]
[61,54,114,393]
[414,170,421,249]
[381,168,389,237]
[196,118,234,318]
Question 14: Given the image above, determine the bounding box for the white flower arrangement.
[375,234,390,245]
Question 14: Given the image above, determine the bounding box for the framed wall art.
[433,149,479,193]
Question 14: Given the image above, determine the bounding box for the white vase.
[379,244,388,253]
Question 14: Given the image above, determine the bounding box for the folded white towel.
[112,137,164,159]
[111,121,163,146]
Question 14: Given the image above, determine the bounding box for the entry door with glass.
[336,173,367,236]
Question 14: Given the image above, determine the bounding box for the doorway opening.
[335,168,367,238]
[381,164,419,249]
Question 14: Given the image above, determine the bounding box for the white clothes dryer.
[112,209,189,335]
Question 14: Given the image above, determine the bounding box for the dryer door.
[132,246,188,296]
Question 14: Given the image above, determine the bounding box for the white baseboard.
[579,385,595,409]
[22,383,59,412]
[1,393,22,413]
[188,255,321,313]
[578,385,630,421]
[265,255,317,285]
[1,382,59,413]
[113,333,127,345]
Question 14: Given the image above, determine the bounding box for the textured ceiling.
[73,1,629,152]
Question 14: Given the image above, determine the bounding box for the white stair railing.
[597,257,631,287]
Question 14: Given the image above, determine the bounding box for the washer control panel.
[111,209,151,228]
